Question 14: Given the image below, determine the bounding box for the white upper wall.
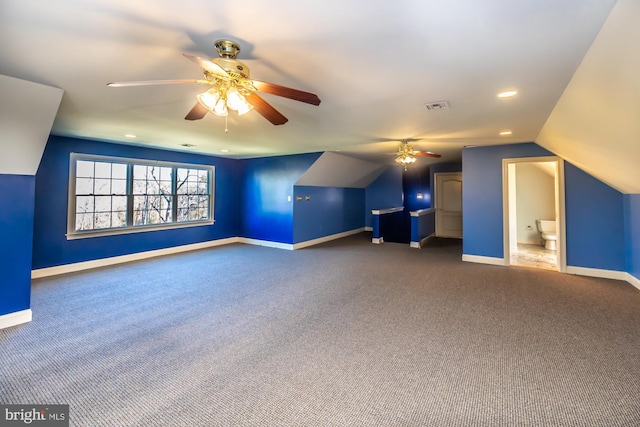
[0,75,63,175]
[536,0,640,194]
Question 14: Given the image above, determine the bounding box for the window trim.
[67,153,215,240]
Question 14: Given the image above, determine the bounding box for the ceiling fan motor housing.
[211,57,250,79]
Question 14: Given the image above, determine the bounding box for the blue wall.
[0,174,35,316]
[462,143,553,258]
[564,163,626,271]
[240,153,321,244]
[32,136,242,269]
[462,142,629,273]
[293,186,365,243]
[364,167,403,228]
[625,194,640,280]
[403,166,432,212]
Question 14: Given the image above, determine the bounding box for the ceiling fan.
[107,39,321,127]
[394,139,441,170]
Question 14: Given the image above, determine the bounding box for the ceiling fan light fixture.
[226,87,254,115]
[197,88,221,111]
[212,97,229,116]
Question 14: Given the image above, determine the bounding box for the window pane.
[76,178,93,195]
[94,213,112,229]
[76,161,94,178]
[76,196,94,213]
[75,213,93,230]
[94,162,112,178]
[94,196,112,212]
[133,165,147,179]
[112,212,127,228]
[132,180,146,195]
[112,196,127,211]
[146,180,160,195]
[112,179,127,195]
[94,179,111,195]
[112,163,127,179]
[198,207,209,220]
[160,167,172,181]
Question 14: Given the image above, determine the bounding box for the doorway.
[434,172,463,239]
[502,157,566,272]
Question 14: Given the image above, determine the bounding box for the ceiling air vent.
[424,101,451,111]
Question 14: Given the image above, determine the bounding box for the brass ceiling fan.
[394,139,441,170]
[108,39,321,128]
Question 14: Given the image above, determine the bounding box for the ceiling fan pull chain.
[225,115,229,133]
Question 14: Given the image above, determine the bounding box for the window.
[68,154,214,239]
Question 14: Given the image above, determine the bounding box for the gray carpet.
[1,234,639,426]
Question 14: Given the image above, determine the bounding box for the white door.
[435,172,463,238]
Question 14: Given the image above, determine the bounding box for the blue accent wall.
[32,136,242,269]
[240,153,321,244]
[365,167,403,228]
[403,166,431,212]
[624,194,640,280]
[564,163,625,271]
[462,142,629,273]
[462,143,554,258]
[0,174,34,316]
[293,186,365,243]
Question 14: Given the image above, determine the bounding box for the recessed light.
[497,90,518,98]
[220,149,229,153]
[124,134,136,138]
[499,131,513,136]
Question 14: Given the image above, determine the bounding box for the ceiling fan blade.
[184,102,209,121]
[245,93,288,125]
[107,79,209,87]
[182,53,229,78]
[415,151,441,158]
[252,80,321,106]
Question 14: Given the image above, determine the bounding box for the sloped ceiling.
[536,0,640,194]
[0,75,63,175]
[296,152,386,188]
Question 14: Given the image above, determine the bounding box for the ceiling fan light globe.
[213,97,228,116]
[236,101,254,116]
[226,87,245,110]
[196,89,220,111]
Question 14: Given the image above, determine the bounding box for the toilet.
[536,220,557,251]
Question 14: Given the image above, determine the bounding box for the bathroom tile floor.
[511,243,557,270]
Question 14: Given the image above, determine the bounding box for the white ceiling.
[0,0,622,171]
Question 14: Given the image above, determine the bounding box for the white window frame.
[67,153,215,240]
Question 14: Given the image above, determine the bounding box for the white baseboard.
[410,233,435,249]
[462,254,507,266]
[293,228,365,250]
[365,226,373,232]
[372,237,384,244]
[32,230,371,278]
[565,266,628,282]
[238,238,294,250]
[0,309,32,330]
[31,237,240,279]
[625,273,640,291]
